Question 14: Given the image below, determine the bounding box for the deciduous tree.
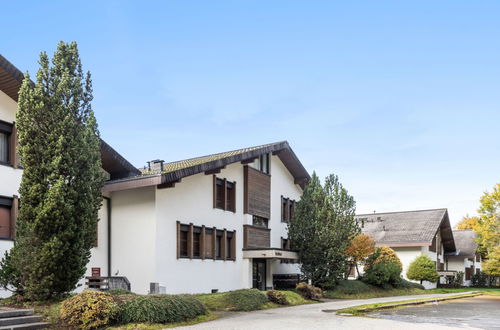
[455,215,480,230]
[406,254,440,284]
[345,234,375,277]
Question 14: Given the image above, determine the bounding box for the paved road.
[179,292,478,330]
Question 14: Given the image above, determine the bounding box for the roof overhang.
[242,248,298,260]
[377,242,430,248]
[0,54,25,101]
[438,210,456,253]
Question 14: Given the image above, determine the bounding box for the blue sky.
[2,1,499,224]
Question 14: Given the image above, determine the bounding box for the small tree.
[483,246,500,276]
[345,234,375,277]
[363,247,402,287]
[406,254,440,284]
[0,42,104,300]
[288,172,359,288]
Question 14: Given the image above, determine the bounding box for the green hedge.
[119,294,207,324]
[332,280,372,295]
[225,289,268,311]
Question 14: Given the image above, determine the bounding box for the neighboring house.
[0,54,310,295]
[445,230,481,286]
[355,209,456,289]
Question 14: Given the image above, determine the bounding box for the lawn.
[323,280,426,299]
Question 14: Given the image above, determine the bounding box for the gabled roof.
[446,230,478,258]
[103,141,310,192]
[357,208,456,252]
[0,53,139,180]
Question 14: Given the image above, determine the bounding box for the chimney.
[148,159,164,172]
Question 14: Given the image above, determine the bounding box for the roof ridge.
[356,208,448,216]
[162,141,288,165]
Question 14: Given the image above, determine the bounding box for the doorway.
[252,259,266,290]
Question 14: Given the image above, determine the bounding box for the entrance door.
[252,259,266,290]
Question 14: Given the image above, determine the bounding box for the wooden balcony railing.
[243,225,270,249]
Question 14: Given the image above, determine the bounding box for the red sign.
[91,267,101,277]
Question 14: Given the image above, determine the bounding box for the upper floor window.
[177,222,236,261]
[281,196,296,223]
[257,153,270,174]
[213,176,236,212]
[252,215,268,228]
[0,121,12,164]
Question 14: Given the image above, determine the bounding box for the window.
[252,215,268,228]
[0,197,14,240]
[0,121,13,165]
[179,228,188,258]
[193,230,201,258]
[281,237,290,250]
[226,182,235,212]
[257,153,270,174]
[213,176,236,212]
[177,222,235,261]
[281,196,295,223]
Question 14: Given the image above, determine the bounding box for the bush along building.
[0,53,309,295]
[355,209,481,288]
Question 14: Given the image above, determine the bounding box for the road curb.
[333,292,482,315]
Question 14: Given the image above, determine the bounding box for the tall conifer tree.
[5,42,103,300]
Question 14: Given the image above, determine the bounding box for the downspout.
[103,196,112,277]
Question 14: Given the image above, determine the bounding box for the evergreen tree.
[288,172,358,288]
[2,42,104,300]
[406,254,440,284]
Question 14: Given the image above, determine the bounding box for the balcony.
[243,225,270,249]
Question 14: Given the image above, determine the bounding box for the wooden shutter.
[10,196,18,239]
[188,223,193,259]
[0,207,10,239]
[222,229,227,261]
[176,222,180,259]
[201,226,206,260]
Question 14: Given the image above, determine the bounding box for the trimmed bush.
[296,282,322,300]
[109,288,135,296]
[406,255,440,284]
[363,247,402,287]
[60,290,119,330]
[267,290,289,305]
[225,289,268,311]
[119,294,207,324]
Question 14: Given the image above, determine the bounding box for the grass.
[262,290,317,309]
[107,312,220,329]
[323,280,426,299]
[427,287,500,295]
[337,292,482,316]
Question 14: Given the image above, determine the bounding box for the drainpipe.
[103,196,112,277]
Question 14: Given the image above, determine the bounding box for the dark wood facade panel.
[243,166,270,219]
[243,225,270,249]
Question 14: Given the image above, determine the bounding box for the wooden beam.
[205,166,225,175]
[241,157,257,164]
[157,179,181,189]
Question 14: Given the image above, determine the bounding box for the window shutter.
[11,196,18,239]
[201,226,206,260]
[176,222,180,259]
[188,223,193,259]
[222,229,227,261]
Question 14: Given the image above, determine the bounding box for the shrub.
[362,247,402,287]
[120,294,207,324]
[267,290,289,305]
[108,288,135,296]
[363,261,402,287]
[60,290,119,330]
[453,271,464,287]
[296,282,322,300]
[225,289,268,311]
[395,279,425,290]
[406,255,440,284]
[471,271,488,287]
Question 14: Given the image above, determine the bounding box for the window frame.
[177,222,236,261]
[0,121,12,166]
[281,196,295,223]
[213,176,236,212]
[0,196,16,240]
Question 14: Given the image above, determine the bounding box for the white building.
[0,54,309,295]
[355,209,455,289]
[445,230,482,286]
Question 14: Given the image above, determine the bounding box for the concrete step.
[0,311,34,319]
[0,316,42,327]
[0,322,49,329]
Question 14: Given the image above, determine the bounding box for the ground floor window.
[177,222,236,261]
[0,196,16,240]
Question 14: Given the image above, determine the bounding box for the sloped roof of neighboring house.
[357,208,456,252]
[0,53,140,180]
[446,230,478,258]
[102,141,310,192]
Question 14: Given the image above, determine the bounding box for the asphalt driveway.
[178,291,479,330]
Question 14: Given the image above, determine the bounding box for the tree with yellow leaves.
[345,234,375,277]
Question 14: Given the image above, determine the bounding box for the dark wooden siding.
[243,225,270,249]
[243,166,270,219]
